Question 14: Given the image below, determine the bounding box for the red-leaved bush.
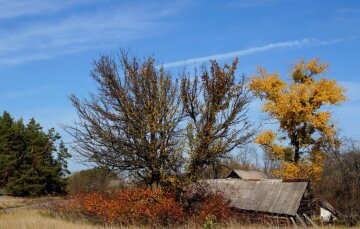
[196,193,233,224]
[49,187,233,227]
[73,189,185,226]
[182,183,234,225]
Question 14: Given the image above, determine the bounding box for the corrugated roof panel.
[203,179,308,216]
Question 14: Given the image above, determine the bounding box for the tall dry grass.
[0,209,358,229]
[0,209,142,229]
[0,196,35,209]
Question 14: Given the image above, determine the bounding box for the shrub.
[196,193,233,224]
[50,188,186,227]
[49,187,233,227]
[182,183,234,225]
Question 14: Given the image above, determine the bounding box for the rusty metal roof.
[227,169,269,180]
[204,179,308,216]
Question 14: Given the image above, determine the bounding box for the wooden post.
[290,217,298,227]
[303,213,318,227]
[296,213,307,227]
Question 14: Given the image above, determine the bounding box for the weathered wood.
[205,179,309,215]
[303,213,318,227]
[290,217,298,227]
[232,209,291,226]
[227,169,268,179]
[296,213,307,227]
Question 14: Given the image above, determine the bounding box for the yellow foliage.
[255,131,285,159]
[276,162,302,179]
[249,58,347,183]
[255,130,275,145]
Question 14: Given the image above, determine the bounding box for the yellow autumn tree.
[249,58,347,182]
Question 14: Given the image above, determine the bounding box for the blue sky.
[1,0,360,172]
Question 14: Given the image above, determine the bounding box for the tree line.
[0,112,70,196]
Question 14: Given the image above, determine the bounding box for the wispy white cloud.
[0,1,185,66]
[0,84,56,99]
[225,0,287,8]
[335,8,360,16]
[162,38,345,68]
[334,7,360,22]
[0,0,92,20]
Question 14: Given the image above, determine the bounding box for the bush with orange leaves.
[69,189,186,226]
[196,193,234,224]
[48,187,234,227]
[182,183,234,225]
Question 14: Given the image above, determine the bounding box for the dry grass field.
[0,209,129,229]
[0,209,359,229]
[0,196,35,209]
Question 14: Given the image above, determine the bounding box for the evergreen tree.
[0,112,71,196]
[57,141,71,177]
[0,112,25,187]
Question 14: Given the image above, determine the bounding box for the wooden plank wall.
[232,209,292,226]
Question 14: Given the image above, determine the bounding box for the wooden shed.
[226,169,269,180]
[203,178,316,226]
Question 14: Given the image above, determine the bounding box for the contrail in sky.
[162,38,344,68]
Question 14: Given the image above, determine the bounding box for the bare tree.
[262,148,281,178]
[317,138,360,226]
[181,58,256,180]
[66,51,183,188]
[201,146,262,179]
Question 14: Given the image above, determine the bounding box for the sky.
[1,0,360,172]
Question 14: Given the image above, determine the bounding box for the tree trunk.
[294,146,300,164]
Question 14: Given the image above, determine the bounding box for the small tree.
[68,167,124,195]
[181,58,255,180]
[249,58,347,182]
[67,51,183,188]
